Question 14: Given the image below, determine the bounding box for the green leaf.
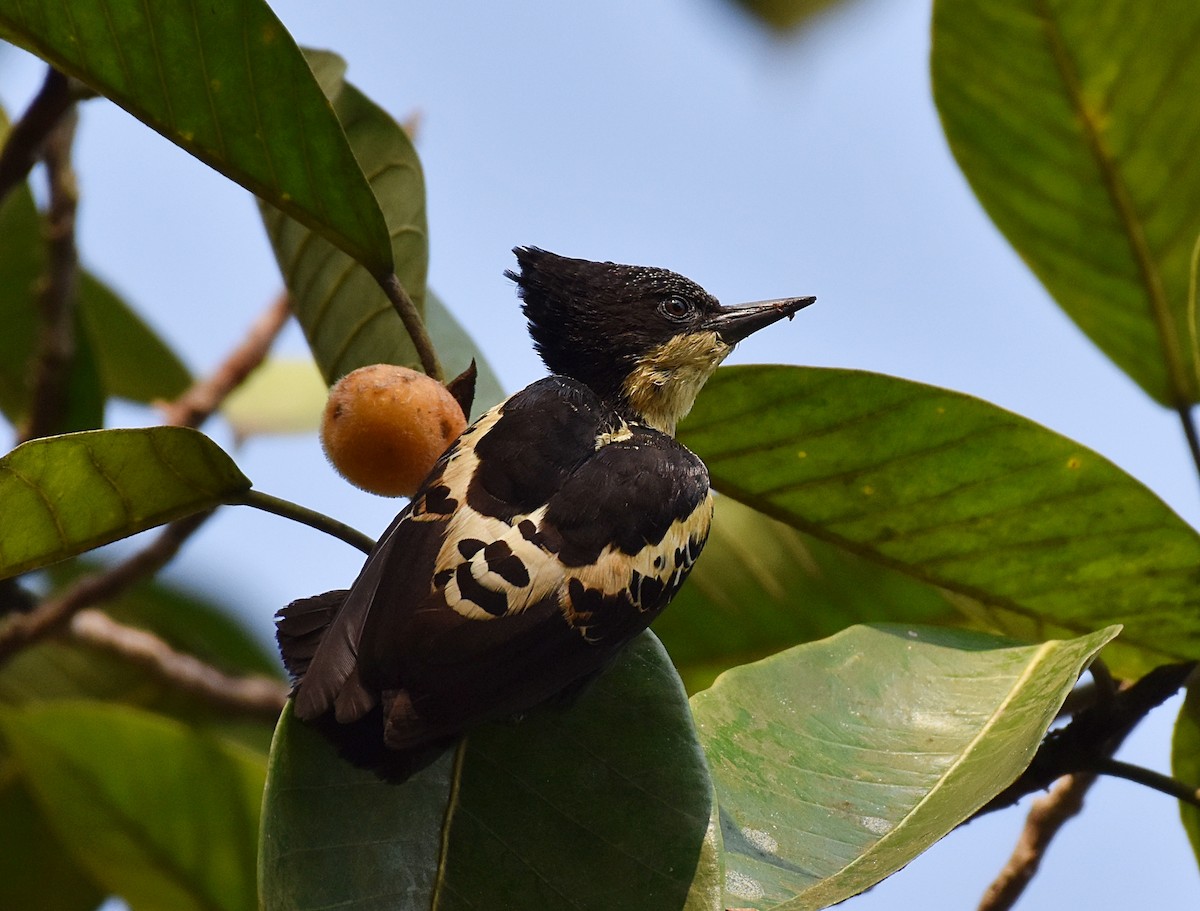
[0,0,393,274]
[263,50,429,383]
[729,0,844,32]
[0,426,250,579]
[0,775,104,911]
[261,632,715,911]
[656,496,961,692]
[679,366,1200,674]
[1173,682,1200,868]
[78,271,192,405]
[691,623,1117,910]
[932,0,1200,405]
[0,700,265,911]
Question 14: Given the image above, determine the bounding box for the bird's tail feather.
[275,590,349,681]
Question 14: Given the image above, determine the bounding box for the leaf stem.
[375,270,443,381]
[1091,757,1200,809]
[234,489,375,554]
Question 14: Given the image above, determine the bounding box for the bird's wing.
[289,376,609,722]
[375,421,714,747]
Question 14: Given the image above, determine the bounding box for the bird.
[276,247,814,776]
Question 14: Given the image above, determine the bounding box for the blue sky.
[3,0,1197,907]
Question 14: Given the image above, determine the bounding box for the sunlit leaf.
[656,496,960,692]
[933,0,1200,405]
[0,427,250,579]
[680,366,1200,674]
[0,0,393,274]
[260,632,714,911]
[0,701,265,911]
[263,50,428,383]
[691,623,1117,909]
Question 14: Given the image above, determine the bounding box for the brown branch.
[69,608,286,719]
[0,512,209,663]
[0,68,73,210]
[20,105,81,443]
[977,773,1097,911]
[157,290,292,428]
[0,293,292,667]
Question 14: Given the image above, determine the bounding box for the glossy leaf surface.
[680,366,1200,674]
[0,427,249,579]
[0,0,392,273]
[263,51,429,383]
[691,624,1117,909]
[260,633,715,911]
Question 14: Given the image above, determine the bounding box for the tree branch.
[157,290,291,428]
[69,608,286,719]
[0,512,209,664]
[20,102,80,443]
[977,773,1097,911]
[0,68,73,210]
[977,662,1195,815]
[0,293,292,665]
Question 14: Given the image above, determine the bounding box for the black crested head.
[507,247,813,436]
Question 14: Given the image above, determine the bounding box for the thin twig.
[0,294,293,665]
[236,489,374,554]
[1091,758,1200,809]
[157,291,291,428]
[69,608,286,719]
[0,68,73,210]
[977,773,1097,911]
[0,513,209,664]
[20,104,81,443]
[375,271,443,381]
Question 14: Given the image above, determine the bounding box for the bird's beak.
[703,296,816,345]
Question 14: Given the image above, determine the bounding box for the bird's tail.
[275,589,453,781]
[275,590,349,683]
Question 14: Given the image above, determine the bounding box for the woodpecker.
[276,247,814,774]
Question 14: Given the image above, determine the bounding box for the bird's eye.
[660,295,693,321]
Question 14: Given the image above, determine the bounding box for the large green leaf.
[679,366,1200,674]
[263,51,429,383]
[0,0,392,275]
[1173,683,1200,869]
[691,623,1117,910]
[260,632,716,911]
[0,426,250,579]
[0,776,103,911]
[0,701,265,911]
[932,0,1200,405]
[657,496,960,692]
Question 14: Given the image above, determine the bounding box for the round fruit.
[320,364,467,497]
